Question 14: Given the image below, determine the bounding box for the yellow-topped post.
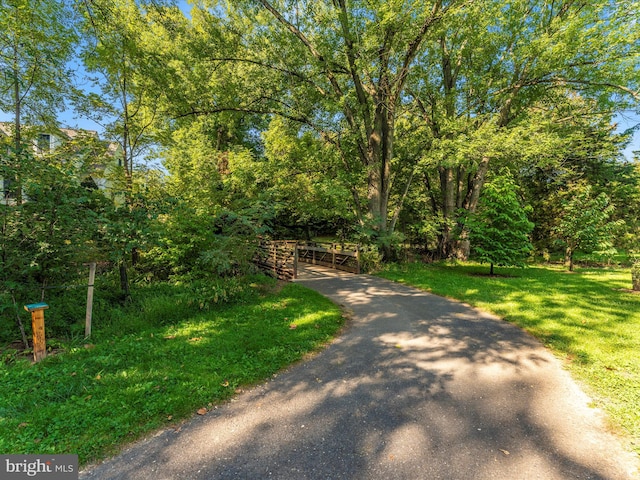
[24,303,49,362]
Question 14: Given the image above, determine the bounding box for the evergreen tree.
[467,172,534,275]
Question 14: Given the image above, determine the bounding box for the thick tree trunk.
[436,166,457,258]
[450,156,491,260]
[365,105,394,239]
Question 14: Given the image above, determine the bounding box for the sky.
[615,111,640,161]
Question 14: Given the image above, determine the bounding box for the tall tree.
[554,184,623,271]
[0,0,77,200]
[77,0,163,201]
[161,0,466,254]
[518,98,636,253]
[150,1,637,259]
[78,0,169,297]
[410,0,639,258]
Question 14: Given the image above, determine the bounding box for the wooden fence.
[254,240,360,280]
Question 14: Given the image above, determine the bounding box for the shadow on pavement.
[81,266,638,480]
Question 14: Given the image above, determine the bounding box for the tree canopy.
[0,0,638,302]
[143,0,638,257]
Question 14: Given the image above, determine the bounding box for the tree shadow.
[80,271,638,479]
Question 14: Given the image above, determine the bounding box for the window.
[1,177,16,204]
[37,134,51,154]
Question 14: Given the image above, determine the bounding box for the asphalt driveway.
[81,265,639,479]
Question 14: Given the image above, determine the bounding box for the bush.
[358,245,384,273]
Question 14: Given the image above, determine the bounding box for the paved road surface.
[81,264,639,479]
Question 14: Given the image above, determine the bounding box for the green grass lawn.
[0,279,344,465]
[378,261,640,453]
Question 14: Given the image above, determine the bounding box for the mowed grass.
[379,262,640,453]
[0,281,344,465]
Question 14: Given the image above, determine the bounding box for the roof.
[0,122,100,140]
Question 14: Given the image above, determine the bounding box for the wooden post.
[85,262,96,338]
[24,303,49,362]
[272,244,277,277]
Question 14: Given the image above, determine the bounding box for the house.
[0,122,122,204]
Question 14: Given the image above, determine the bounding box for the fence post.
[272,243,277,277]
[24,303,49,362]
[85,262,96,338]
[332,244,336,269]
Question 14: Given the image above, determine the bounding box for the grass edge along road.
[0,278,344,465]
[378,261,640,456]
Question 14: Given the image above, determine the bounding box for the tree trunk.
[12,39,23,204]
[365,103,394,240]
[119,261,131,302]
[451,156,491,260]
[436,166,457,258]
[566,247,574,272]
[632,261,640,291]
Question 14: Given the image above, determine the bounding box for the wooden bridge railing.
[254,240,360,280]
[254,240,299,281]
[296,242,360,274]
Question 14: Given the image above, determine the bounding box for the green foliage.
[261,117,355,239]
[516,98,638,254]
[403,0,639,258]
[0,0,78,126]
[353,220,408,264]
[554,184,625,271]
[467,172,534,274]
[75,0,638,261]
[0,143,113,342]
[0,278,343,465]
[357,244,383,274]
[141,200,271,281]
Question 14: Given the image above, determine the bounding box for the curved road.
[81,265,638,479]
